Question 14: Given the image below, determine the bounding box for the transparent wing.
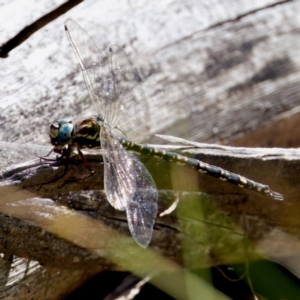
[101,126,158,247]
[108,45,148,141]
[64,19,148,142]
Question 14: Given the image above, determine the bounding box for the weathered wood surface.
[1,0,300,299]
[1,0,300,147]
[0,139,300,298]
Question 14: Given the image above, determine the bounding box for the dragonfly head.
[49,117,74,153]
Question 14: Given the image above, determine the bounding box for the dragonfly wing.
[101,127,131,210]
[126,154,158,248]
[64,20,148,142]
[66,19,157,246]
[64,19,110,115]
[107,44,148,141]
[101,126,158,247]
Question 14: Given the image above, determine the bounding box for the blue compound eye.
[57,123,73,145]
[49,117,73,147]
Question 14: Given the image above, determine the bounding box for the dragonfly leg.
[76,148,95,179]
[38,147,69,168]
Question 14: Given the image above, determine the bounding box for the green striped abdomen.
[121,138,283,200]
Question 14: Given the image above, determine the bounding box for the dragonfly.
[49,19,283,248]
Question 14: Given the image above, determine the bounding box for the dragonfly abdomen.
[121,138,283,200]
[196,161,275,197]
